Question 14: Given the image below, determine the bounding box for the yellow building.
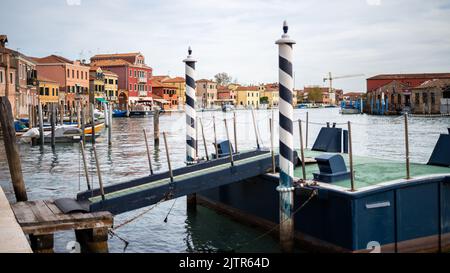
[89,67,106,105]
[162,77,185,104]
[261,83,280,108]
[236,86,260,108]
[38,77,59,104]
[103,70,119,103]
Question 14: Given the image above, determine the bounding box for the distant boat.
[340,100,362,115]
[112,109,128,117]
[222,104,234,112]
[297,104,308,109]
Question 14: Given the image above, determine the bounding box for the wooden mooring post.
[233,111,238,153]
[251,106,260,150]
[213,115,219,159]
[143,129,154,175]
[306,111,309,148]
[108,103,112,146]
[348,121,355,191]
[38,99,44,146]
[200,118,209,161]
[404,113,410,180]
[298,120,306,180]
[0,97,28,202]
[153,109,160,146]
[50,103,56,148]
[90,103,96,145]
[224,118,234,167]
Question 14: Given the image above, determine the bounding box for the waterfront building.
[89,67,107,107]
[235,85,260,108]
[32,55,90,109]
[367,81,411,114]
[343,92,364,101]
[162,76,185,104]
[411,79,450,115]
[151,80,178,110]
[261,83,280,108]
[1,35,38,118]
[195,79,217,108]
[216,85,236,106]
[37,76,59,105]
[103,69,119,103]
[367,73,450,93]
[90,52,153,107]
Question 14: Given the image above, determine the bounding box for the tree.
[308,87,323,103]
[214,72,233,86]
[260,96,269,104]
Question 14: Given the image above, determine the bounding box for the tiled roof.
[32,54,73,64]
[163,76,185,83]
[151,75,170,82]
[413,79,450,89]
[196,79,216,83]
[91,52,141,59]
[236,86,259,91]
[367,73,450,80]
[152,80,178,89]
[91,59,132,67]
[37,76,59,84]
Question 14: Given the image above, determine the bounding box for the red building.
[90,53,152,107]
[367,73,450,93]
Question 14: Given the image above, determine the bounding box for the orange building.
[32,55,90,109]
[152,80,178,110]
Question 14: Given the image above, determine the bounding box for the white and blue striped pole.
[276,20,296,253]
[183,47,198,164]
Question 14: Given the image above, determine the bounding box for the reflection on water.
[0,108,448,252]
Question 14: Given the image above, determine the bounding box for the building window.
[39,87,44,96]
[52,88,55,96]
[72,70,74,78]
[115,80,118,85]
[431,93,435,105]
[45,87,49,96]
[134,84,137,90]
[0,71,2,83]
[423,92,428,104]
[77,71,79,79]
[415,93,420,104]
[56,89,59,96]
[67,69,70,77]
[134,71,137,77]
[129,70,132,76]
[10,72,13,82]
[129,84,132,90]
[85,72,87,79]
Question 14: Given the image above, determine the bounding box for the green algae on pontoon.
[294,149,450,189]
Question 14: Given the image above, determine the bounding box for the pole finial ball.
[283,20,288,34]
[188,46,192,56]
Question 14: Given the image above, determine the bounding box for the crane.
[323,72,365,105]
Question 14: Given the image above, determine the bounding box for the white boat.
[222,104,234,112]
[94,109,105,120]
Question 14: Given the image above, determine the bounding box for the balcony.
[139,91,148,97]
[138,77,147,83]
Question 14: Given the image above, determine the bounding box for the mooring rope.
[228,188,318,252]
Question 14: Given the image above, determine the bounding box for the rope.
[229,188,318,252]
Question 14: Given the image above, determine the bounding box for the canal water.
[0,108,449,252]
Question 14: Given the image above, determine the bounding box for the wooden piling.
[224,119,234,166]
[404,113,410,180]
[251,106,260,150]
[199,118,209,161]
[163,132,174,183]
[90,104,96,145]
[38,99,44,146]
[50,103,56,148]
[29,234,54,253]
[195,116,199,156]
[77,102,81,128]
[233,111,238,153]
[348,121,355,191]
[0,97,28,202]
[153,109,160,146]
[75,227,109,253]
[108,103,112,146]
[213,115,219,159]
[298,120,306,180]
[305,111,309,148]
[59,102,64,125]
[80,141,91,190]
[143,129,154,175]
[93,146,105,200]
[81,106,86,145]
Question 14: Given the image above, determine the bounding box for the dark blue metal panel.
[312,127,342,153]
[343,130,348,154]
[442,177,450,235]
[395,183,439,244]
[428,134,450,167]
[353,191,395,251]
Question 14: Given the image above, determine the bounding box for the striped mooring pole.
[276,20,296,253]
[183,46,198,164]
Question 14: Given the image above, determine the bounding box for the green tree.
[308,87,323,103]
[260,96,269,104]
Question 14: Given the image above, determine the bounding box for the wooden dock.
[0,187,32,253]
[11,200,113,253]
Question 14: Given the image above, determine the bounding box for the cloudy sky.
[1,0,449,91]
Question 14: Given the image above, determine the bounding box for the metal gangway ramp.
[77,150,278,215]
